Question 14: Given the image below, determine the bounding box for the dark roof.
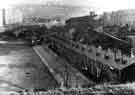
[66,16,91,23]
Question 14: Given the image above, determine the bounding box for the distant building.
[0,9,4,26]
[102,10,135,27]
[5,8,23,25]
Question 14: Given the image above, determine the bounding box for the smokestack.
[2,8,6,26]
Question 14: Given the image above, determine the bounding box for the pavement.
[0,44,58,95]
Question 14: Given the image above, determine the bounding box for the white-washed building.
[5,8,23,25]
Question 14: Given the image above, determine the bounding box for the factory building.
[0,8,23,27]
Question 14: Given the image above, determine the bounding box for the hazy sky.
[1,0,135,14]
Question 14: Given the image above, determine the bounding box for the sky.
[1,0,135,14]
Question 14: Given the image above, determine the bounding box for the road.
[0,43,58,95]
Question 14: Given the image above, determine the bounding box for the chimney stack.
[2,8,6,26]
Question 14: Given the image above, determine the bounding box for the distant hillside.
[13,4,90,20]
